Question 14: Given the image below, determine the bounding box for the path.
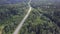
[13,0,32,34]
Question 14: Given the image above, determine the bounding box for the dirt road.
[13,0,32,34]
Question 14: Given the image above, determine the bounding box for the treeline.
[0,3,29,34]
[19,8,60,34]
[30,0,60,27]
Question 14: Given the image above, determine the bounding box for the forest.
[0,0,60,34]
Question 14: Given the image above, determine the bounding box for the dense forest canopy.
[0,0,60,34]
[31,0,60,27]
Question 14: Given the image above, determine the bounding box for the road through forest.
[13,0,32,34]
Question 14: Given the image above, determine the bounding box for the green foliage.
[0,0,60,34]
[0,2,29,34]
[19,9,60,34]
